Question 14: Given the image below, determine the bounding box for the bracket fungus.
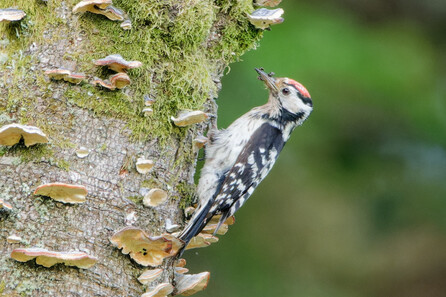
[0,123,48,147]
[165,218,180,233]
[75,146,90,158]
[110,72,131,89]
[110,227,176,266]
[34,183,88,204]
[175,272,210,296]
[186,233,219,250]
[7,235,22,244]
[184,206,195,218]
[125,211,137,225]
[202,223,229,235]
[138,268,163,285]
[136,158,154,174]
[99,5,124,21]
[143,188,168,207]
[175,267,189,274]
[171,111,209,127]
[64,72,87,84]
[92,73,130,90]
[73,0,112,16]
[161,233,183,255]
[193,135,208,149]
[176,258,187,268]
[94,54,142,73]
[91,77,116,90]
[0,8,26,23]
[11,248,97,269]
[200,215,235,235]
[73,0,112,12]
[209,214,235,226]
[73,0,127,22]
[143,107,153,117]
[144,95,156,106]
[247,8,284,30]
[45,69,86,84]
[45,68,70,80]
[254,0,282,7]
[64,73,87,85]
[141,283,173,297]
[0,198,13,210]
[120,19,132,30]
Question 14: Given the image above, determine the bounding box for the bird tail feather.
[177,201,213,256]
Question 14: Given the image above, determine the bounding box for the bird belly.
[197,115,264,204]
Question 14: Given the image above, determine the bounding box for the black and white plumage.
[178,68,313,253]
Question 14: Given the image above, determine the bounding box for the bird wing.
[209,122,286,228]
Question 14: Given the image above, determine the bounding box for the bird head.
[255,68,313,122]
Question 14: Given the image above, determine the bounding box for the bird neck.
[257,96,306,129]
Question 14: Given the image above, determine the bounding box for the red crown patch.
[287,79,311,98]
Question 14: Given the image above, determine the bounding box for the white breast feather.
[197,113,265,204]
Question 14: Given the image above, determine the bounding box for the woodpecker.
[178,68,313,253]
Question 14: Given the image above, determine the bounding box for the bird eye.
[282,88,290,95]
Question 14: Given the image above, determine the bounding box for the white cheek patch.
[281,90,313,118]
[281,96,303,114]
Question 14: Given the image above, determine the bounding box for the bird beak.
[255,68,278,94]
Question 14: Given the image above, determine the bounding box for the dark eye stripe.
[301,96,313,107]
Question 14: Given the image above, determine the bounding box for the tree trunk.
[0,0,261,296]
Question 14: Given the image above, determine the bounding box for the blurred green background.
[187,1,446,296]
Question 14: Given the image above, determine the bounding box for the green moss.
[0,1,62,71]
[141,178,163,189]
[127,195,144,204]
[0,281,5,293]
[0,147,7,157]
[59,0,262,143]
[0,4,73,148]
[3,143,53,164]
[54,158,70,171]
[2,0,261,148]
[1,1,61,36]
[4,54,35,114]
[176,181,197,209]
[209,0,263,64]
[0,1,76,149]
[1,144,69,170]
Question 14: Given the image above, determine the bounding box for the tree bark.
[0,0,261,296]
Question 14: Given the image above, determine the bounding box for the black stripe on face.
[279,110,305,125]
[301,96,313,107]
[285,83,313,107]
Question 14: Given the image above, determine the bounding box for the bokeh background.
[187,1,446,296]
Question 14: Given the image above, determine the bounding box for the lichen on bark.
[0,0,262,296]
